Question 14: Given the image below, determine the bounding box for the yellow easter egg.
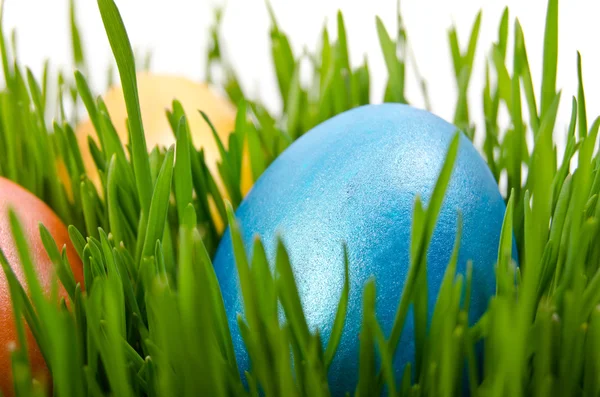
[75,72,253,231]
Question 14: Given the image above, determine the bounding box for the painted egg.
[73,72,252,230]
[0,177,84,396]
[213,104,508,395]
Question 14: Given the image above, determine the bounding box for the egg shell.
[213,103,509,395]
[0,177,84,396]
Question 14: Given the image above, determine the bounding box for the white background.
[3,0,600,149]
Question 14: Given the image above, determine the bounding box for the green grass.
[0,0,599,395]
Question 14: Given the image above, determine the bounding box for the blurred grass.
[0,0,599,396]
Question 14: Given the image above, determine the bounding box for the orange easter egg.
[0,177,84,396]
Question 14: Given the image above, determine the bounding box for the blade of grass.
[540,0,558,117]
[141,146,174,259]
[174,117,193,224]
[577,52,587,139]
[323,244,350,370]
[97,0,153,217]
[377,17,405,103]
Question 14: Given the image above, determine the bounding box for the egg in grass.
[72,72,253,232]
[0,177,84,396]
[214,104,511,395]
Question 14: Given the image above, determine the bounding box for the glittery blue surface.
[213,103,508,395]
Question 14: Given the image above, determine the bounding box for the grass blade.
[97,0,153,216]
[174,116,193,224]
[141,146,174,260]
[540,0,558,116]
[377,17,405,103]
[323,245,350,369]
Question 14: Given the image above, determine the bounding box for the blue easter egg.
[213,103,507,395]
